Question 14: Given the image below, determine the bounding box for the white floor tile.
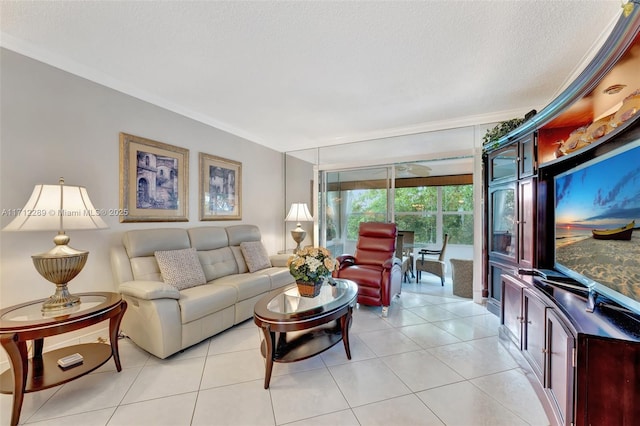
[284,409,360,426]
[271,353,327,376]
[145,338,210,365]
[394,292,433,309]
[431,317,497,341]
[398,323,462,348]
[471,369,551,425]
[121,356,204,404]
[349,307,393,334]
[0,386,59,425]
[108,392,197,426]
[207,324,262,355]
[328,358,411,407]
[352,394,444,426]
[200,348,265,389]
[408,304,461,322]
[356,328,421,357]
[440,300,490,317]
[29,368,141,422]
[192,380,274,426]
[381,305,429,327]
[417,381,528,425]
[429,341,518,380]
[269,368,349,424]
[26,407,116,426]
[93,338,151,374]
[381,350,465,392]
[320,334,376,367]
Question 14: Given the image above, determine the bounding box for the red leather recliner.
[333,222,402,316]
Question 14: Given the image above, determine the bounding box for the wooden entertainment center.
[483,8,640,426]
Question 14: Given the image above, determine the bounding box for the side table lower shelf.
[0,343,113,393]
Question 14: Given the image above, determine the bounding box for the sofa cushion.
[255,266,296,290]
[226,224,261,246]
[198,247,239,281]
[178,283,238,324]
[213,273,271,301]
[240,241,271,272]
[155,248,207,290]
[124,228,190,257]
[130,256,163,281]
[188,226,229,250]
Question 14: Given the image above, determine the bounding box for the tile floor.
[1,276,551,425]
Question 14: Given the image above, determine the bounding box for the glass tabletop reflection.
[266,279,350,315]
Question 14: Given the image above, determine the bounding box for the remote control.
[57,353,84,368]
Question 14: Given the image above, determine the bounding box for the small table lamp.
[285,203,313,253]
[3,178,108,311]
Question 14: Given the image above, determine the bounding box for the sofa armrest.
[111,245,134,284]
[270,253,293,267]
[119,280,181,300]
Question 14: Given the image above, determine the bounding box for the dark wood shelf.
[0,343,112,393]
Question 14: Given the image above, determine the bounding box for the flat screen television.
[554,139,640,314]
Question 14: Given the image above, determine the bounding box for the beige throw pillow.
[155,248,207,290]
[240,241,271,273]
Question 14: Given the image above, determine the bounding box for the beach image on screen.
[555,144,640,303]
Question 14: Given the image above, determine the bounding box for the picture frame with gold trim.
[199,152,242,221]
[119,132,189,222]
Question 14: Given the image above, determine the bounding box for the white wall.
[0,48,287,309]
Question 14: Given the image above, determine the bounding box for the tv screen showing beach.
[555,141,640,311]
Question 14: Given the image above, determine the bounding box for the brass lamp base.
[32,233,88,311]
[41,283,81,311]
[291,223,307,254]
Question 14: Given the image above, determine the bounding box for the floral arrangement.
[287,246,338,283]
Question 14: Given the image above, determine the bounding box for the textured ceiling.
[0,1,623,153]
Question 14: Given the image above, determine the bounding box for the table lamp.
[3,178,108,311]
[285,203,313,254]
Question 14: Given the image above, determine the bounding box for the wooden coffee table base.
[258,305,353,389]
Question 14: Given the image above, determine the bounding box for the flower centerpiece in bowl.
[287,247,338,297]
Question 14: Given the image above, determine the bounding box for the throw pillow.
[154,248,207,290]
[240,241,271,273]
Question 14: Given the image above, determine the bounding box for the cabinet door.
[490,145,518,182]
[501,274,525,349]
[519,134,536,177]
[488,261,517,316]
[489,183,517,261]
[518,178,535,268]
[546,309,575,426]
[523,288,545,383]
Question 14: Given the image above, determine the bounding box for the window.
[395,185,473,245]
[319,163,473,250]
[442,185,474,245]
[394,186,438,243]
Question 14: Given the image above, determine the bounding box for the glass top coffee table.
[253,279,357,389]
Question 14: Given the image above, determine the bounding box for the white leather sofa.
[110,224,294,359]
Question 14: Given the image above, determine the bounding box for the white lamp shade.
[3,183,108,231]
[285,203,313,223]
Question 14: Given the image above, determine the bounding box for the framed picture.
[199,152,242,220]
[119,133,189,222]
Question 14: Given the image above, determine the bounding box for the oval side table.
[0,292,127,426]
